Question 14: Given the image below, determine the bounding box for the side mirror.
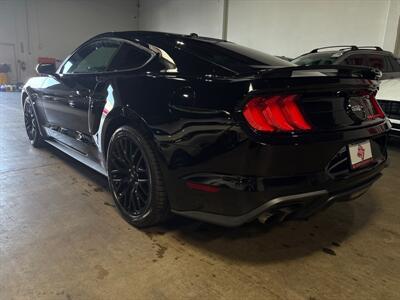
[36,63,56,75]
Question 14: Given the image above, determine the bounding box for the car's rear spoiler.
[258,65,382,80]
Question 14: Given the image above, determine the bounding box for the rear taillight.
[243,94,312,132]
[368,94,385,120]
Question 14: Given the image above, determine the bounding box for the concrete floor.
[0,92,399,300]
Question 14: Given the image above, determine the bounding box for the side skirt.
[45,139,107,176]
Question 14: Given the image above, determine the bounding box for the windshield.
[292,52,339,66]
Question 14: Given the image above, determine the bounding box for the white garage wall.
[1,0,398,83]
[0,0,138,83]
[383,0,400,54]
[227,0,390,58]
[138,0,225,38]
[138,0,396,58]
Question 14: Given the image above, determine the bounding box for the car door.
[40,39,121,155]
[87,41,154,136]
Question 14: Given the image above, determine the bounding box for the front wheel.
[23,98,44,148]
[106,125,169,228]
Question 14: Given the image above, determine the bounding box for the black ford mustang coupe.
[23,31,390,227]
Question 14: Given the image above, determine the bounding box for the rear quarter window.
[108,43,152,71]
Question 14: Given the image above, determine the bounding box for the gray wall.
[0,0,138,83]
[1,0,399,84]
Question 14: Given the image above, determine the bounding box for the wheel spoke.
[136,189,147,206]
[110,155,127,172]
[108,134,151,216]
[119,138,128,164]
[137,167,146,173]
[139,184,149,197]
[110,168,128,176]
[129,187,140,212]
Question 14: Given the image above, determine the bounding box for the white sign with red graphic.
[349,140,373,169]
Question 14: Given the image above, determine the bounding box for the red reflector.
[368,94,385,119]
[186,181,220,193]
[242,94,312,132]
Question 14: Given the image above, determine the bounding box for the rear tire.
[23,98,44,148]
[106,125,169,228]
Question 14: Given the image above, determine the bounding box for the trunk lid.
[241,65,384,133]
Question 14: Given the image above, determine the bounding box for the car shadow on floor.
[44,144,110,190]
[145,192,379,263]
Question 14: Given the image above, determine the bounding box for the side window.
[61,40,120,74]
[366,55,388,72]
[108,43,152,71]
[383,56,394,72]
[388,56,400,72]
[344,55,366,66]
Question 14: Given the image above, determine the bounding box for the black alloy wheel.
[109,135,151,216]
[107,126,169,227]
[24,98,44,147]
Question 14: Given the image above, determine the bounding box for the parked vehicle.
[22,32,390,227]
[377,78,400,137]
[292,46,400,80]
[275,55,292,62]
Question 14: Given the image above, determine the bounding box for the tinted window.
[344,54,393,72]
[108,43,152,71]
[384,57,394,72]
[62,41,120,74]
[367,55,386,71]
[344,55,366,66]
[388,56,400,72]
[292,53,338,66]
[137,37,292,75]
[180,40,293,73]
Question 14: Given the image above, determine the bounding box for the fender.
[99,105,159,164]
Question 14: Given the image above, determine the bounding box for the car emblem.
[346,97,367,123]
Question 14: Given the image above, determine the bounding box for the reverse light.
[243,94,312,132]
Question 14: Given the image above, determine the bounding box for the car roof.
[304,46,392,56]
[90,31,227,45]
[293,47,395,62]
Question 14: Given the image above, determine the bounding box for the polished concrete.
[1,92,399,300]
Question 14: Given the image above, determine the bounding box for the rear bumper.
[163,120,389,226]
[172,165,385,227]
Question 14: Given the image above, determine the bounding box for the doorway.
[0,43,18,84]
